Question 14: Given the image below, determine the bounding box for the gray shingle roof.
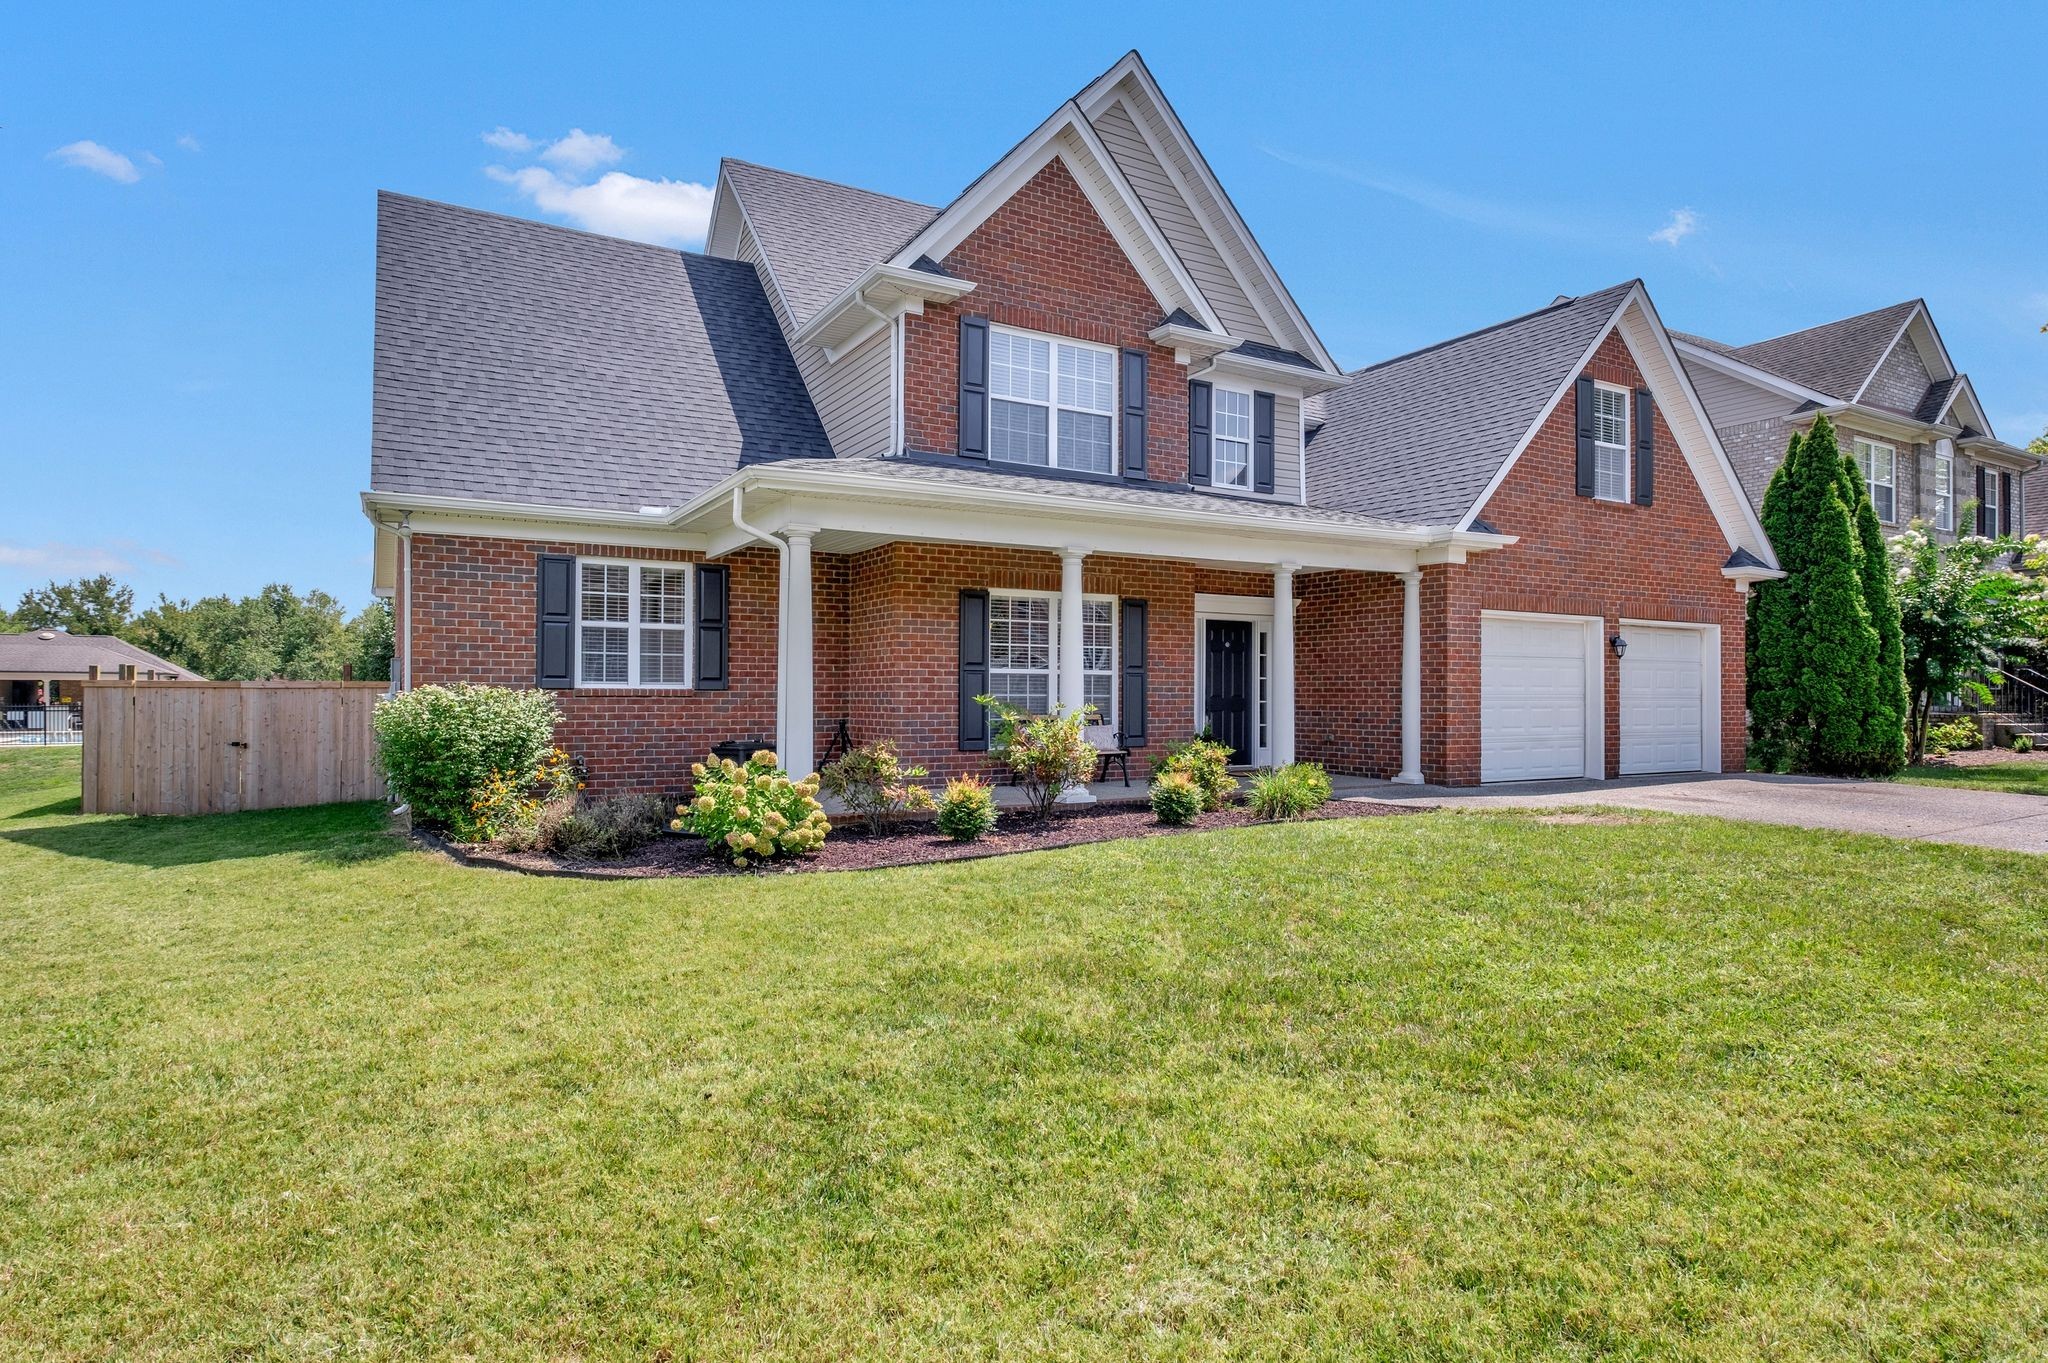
[1711,300,1920,400]
[1229,340,1319,370]
[1915,375,1959,424]
[720,161,938,329]
[861,456,1424,531]
[0,632,200,678]
[1303,282,1636,525]
[371,192,833,514]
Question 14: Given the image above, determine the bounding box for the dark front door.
[1204,620,1254,764]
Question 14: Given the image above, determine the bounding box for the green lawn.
[1898,755,2048,796]
[3,745,2046,1360]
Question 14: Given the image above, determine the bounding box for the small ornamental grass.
[819,740,935,836]
[2015,734,2036,754]
[1159,736,1236,812]
[675,750,828,868]
[1246,762,1333,821]
[935,776,999,843]
[374,683,559,832]
[1149,770,1203,826]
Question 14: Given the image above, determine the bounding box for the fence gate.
[81,681,387,816]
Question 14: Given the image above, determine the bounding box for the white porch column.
[1395,570,1424,784]
[1272,562,1297,766]
[782,526,817,779]
[1056,547,1094,803]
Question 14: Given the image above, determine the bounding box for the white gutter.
[726,486,789,764]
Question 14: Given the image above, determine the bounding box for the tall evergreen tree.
[1793,417,1882,774]
[1747,443,1803,770]
[1841,454,1908,772]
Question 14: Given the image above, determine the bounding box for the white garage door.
[1620,626,1704,775]
[1480,616,1590,782]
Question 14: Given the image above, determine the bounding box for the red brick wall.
[1424,327,1750,785]
[902,156,1190,481]
[1294,570,1403,776]
[403,533,781,793]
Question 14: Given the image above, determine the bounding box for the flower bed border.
[413,799,1422,880]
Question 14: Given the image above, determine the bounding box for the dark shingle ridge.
[719,158,937,214]
[1351,281,1639,377]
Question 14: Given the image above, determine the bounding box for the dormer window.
[1211,388,1253,489]
[988,325,1116,474]
[1592,383,1630,502]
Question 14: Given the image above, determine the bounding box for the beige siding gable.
[1687,359,1801,430]
[1091,99,1276,346]
[733,216,893,458]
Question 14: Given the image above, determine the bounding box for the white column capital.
[783,524,820,543]
[1061,545,1090,563]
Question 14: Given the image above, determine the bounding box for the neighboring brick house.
[1673,302,2041,543]
[363,51,1780,791]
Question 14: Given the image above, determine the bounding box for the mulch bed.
[1918,749,2048,769]
[416,799,1421,879]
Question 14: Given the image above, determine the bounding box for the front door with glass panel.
[1204,620,1254,763]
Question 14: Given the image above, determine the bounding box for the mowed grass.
[1899,755,2048,796]
[2,746,2046,1360]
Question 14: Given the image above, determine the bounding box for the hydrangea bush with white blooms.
[673,750,829,867]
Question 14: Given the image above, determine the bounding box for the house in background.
[363,51,1779,790]
[0,630,198,708]
[1675,302,2040,539]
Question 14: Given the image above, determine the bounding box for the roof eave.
[790,265,977,354]
[1191,349,1347,395]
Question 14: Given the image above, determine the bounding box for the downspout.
[728,486,789,761]
[375,512,414,695]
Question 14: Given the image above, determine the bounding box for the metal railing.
[0,703,84,746]
[1985,666,2048,736]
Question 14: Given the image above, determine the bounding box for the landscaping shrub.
[465,747,576,845]
[1247,762,1333,821]
[674,750,828,868]
[1159,736,1236,812]
[2015,734,2036,754]
[935,775,1000,842]
[976,697,1098,820]
[544,793,672,858]
[819,740,934,836]
[1149,770,1203,826]
[1925,716,1984,756]
[374,683,559,832]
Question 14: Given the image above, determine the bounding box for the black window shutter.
[695,563,729,690]
[1120,599,1148,747]
[1633,388,1655,506]
[1977,466,1991,536]
[1253,391,1276,495]
[2001,472,2015,537]
[1188,379,1212,485]
[958,315,990,459]
[1574,375,1597,497]
[536,554,577,688]
[1120,348,1148,479]
[958,590,990,751]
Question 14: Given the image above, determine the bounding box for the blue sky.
[6,1,2043,609]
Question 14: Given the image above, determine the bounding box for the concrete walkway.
[1346,771,2048,854]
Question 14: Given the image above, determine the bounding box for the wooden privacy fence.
[82,681,388,815]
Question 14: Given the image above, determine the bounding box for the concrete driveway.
[1353,772,2048,854]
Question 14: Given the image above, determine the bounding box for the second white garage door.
[1480,615,1592,782]
[1619,625,1706,775]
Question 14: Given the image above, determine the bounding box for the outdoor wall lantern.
[1610,634,1629,659]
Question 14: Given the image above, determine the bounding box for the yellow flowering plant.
[455,746,576,844]
[672,750,829,868]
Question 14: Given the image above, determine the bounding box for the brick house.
[363,52,1780,791]
[1673,302,2041,542]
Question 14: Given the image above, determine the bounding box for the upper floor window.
[1212,388,1253,489]
[1854,438,1896,523]
[988,326,1115,475]
[578,560,690,688]
[1934,449,1954,532]
[1592,383,1630,502]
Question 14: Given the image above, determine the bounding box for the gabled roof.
[716,161,938,330]
[0,631,199,679]
[1709,300,1921,401]
[371,192,832,515]
[1305,282,1638,525]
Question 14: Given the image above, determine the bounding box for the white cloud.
[539,128,623,173]
[487,164,713,247]
[1650,208,1701,247]
[0,539,178,576]
[49,140,140,184]
[176,133,202,153]
[481,126,534,153]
